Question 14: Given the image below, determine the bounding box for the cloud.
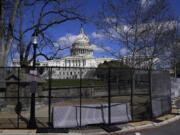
[12,43,18,49]
[104,17,117,23]
[55,33,77,47]
[141,0,148,6]
[107,20,178,40]
[120,48,129,56]
[56,32,105,47]
[91,44,105,52]
[91,32,105,41]
[91,44,113,53]
[12,52,20,60]
[140,0,155,9]
[55,32,111,53]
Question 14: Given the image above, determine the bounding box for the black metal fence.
[0,67,171,129]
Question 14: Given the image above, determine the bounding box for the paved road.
[123,120,180,135]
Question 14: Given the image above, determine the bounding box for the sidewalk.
[0,97,179,135]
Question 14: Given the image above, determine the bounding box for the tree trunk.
[0,0,20,67]
[0,52,8,67]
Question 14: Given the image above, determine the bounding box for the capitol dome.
[71,26,93,57]
[74,28,90,44]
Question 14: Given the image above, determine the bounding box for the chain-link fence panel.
[0,67,19,128]
[133,70,151,121]
[80,68,108,126]
[151,70,171,118]
[51,67,80,128]
[0,67,172,129]
[110,68,132,123]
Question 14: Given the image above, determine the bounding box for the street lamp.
[32,30,38,68]
[27,30,38,129]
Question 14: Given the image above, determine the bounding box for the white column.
[83,60,85,66]
[70,60,72,67]
[81,60,83,66]
[68,60,70,67]
[80,60,82,67]
[67,60,69,67]
[73,60,75,67]
[78,60,80,66]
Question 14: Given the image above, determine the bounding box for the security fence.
[171,77,180,98]
[0,67,171,129]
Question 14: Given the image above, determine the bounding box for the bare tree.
[0,0,21,67]
[1,0,85,67]
[95,0,177,69]
[166,24,180,77]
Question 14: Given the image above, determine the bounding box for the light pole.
[27,30,38,129]
[32,31,38,68]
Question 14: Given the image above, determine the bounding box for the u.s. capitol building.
[13,27,154,79]
[13,27,114,79]
[39,27,114,68]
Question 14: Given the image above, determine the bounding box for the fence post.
[148,69,153,119]
[79,68,82,127]
[130,68,134,121]
[108,67,111,125]
[48,67,52,127]
[168,71,172,114]
[17,67,20,128]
